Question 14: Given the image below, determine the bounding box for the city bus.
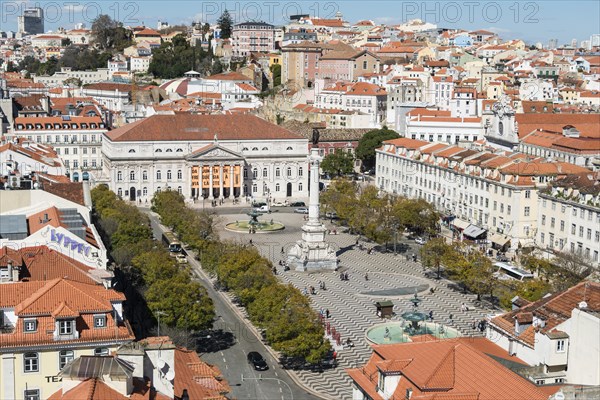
[494,262,534,281]
[162,231,182,256]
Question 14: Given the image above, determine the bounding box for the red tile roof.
[347,338,550,400]
[490,281,600,347]
[106,114,303,142]
[0,278,133,349]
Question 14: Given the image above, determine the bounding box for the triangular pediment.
[186,144,244,161]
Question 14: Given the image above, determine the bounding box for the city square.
[215,206,495,399]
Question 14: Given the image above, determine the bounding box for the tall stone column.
[287,146,338,272]
[198,164,203,199]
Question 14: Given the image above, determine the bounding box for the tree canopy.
[320,149,355,177]
[148,34,213,78]
[355,127,400,170]
[90,14,133,52]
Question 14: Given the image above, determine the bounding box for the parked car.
[252,201,267,208]
[414,237,426,245]
[247,351,269,371]
[175,254,188,264]
[272,200,287,207]
[289,201,306,207]
[325,211,338,219]
[294,207,309,214]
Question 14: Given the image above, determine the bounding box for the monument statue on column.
[287,128,338,272]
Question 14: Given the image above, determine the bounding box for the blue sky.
[2,0,599,45]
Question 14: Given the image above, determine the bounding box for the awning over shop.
[451,219,470,230]
[490,233,511,247]
[463,224,487,239]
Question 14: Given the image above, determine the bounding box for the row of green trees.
[91,185,215,337]
[419,238,593,309]
[321,179,439,243]
[151,190,331,363]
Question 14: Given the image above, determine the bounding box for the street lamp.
[391,222,399,255]
[155,310,167,337]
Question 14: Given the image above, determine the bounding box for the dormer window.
[24,319,37,332]
[556,339,566,352]
[59,319,73,335]
[94,314,106,328]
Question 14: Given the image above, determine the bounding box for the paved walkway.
[219,214,496,399]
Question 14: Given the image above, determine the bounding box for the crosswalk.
[236,230,495,399]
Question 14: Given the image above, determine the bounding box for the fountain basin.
[366,321,461,345]
[225,220,285,233]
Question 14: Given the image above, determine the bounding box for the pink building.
[232,21,275,57]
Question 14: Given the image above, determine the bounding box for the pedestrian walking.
[429,311,434,321]
[364,273,369,281]
[326,309,330,318]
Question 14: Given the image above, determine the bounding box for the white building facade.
[101,114,309,203]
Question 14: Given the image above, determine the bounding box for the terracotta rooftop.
[490,281,600,347]
[347,337,549,400]
[515,113,600,139]
[0,278,133,349]
[206,71,251,81]
[42,181,86,206]
[106,114,304,142]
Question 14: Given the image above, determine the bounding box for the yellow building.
[0,278,134,400]
[268,53,281,67]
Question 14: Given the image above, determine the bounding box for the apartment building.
[487,281,600,386]
[375,138,590,251]
[11,116,107,182]
[232,21,275,57]
[0,278,134,400]
[536,172,600,266]
[314,81,387,128]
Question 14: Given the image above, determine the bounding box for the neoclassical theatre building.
[101,114,309,202]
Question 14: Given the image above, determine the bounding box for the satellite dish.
[165,370,175,381]
[579,301,588,309]
[157,358,166,369]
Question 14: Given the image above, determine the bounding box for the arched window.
[156,170,162,180]
[177,186,182,194]
[117,188,122,197]
[166,148,173,152]
[252,169,258,178]
[275,183,280,192]
[128,149,136,153]
[262,168,268,177]
[275,168,281,177]
[298,167,303,177]
[299,182,303,191]
[142,187,148,196]
[117,171,122,181]
[243,168,248,178]
[252,147,258,151]
[176,148,183,152]
[252,184,257,193]
[156,187,161,193]
[155,148,162,152]
[142,170,148,180]
[242,147,249,151]
[167,170,172,180]
[129,171,135,181]
[287,167,292,177]
[286,146,293,150]
[262,147,268,151]
[177,170,182,180]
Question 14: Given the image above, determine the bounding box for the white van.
[255,205,271,213]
